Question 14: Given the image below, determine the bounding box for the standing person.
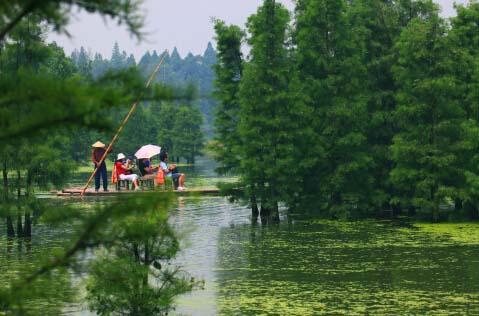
[92,141,111,192]
[159,152,186,191]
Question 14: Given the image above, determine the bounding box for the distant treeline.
[70,42,217,137]
[212,0,479,222]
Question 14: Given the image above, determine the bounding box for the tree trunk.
[6,215,15,237]
[432,200,439,223]
[2,159,8,200]
[260,205,270,225]
[270,201,280,223]
[17,213,23,237]
[454,198,463,212]
[16,169,21,198]
[24,212,31,237]
[143,241,150,286]
[251,195,259,218]
[26,170,33,197]
[133,243,140,262]
[464,200,479,221]
[392,203,402,217]
[408,206,416,217]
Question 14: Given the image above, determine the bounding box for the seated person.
[159,152,186,191]
[115,153,139,190]
[138,158,158,180]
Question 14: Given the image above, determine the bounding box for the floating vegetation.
[213,218,479,315]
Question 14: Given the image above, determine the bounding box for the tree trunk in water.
[392,203,402,217]
[17,213,23,237]
[432,201,439,223]
[464,200,479,220]
[26,170,33,197]
[143,241,150,286]
[251,195,259,218]
[24,212,31,237]
[270,201,280,223]
[133,243,140,262]
[454,198,463,212]
[16,169,21,198]
[408,206,416,217]
[2,160,8,200]
[260,205,270,225]
[6,215,15,237]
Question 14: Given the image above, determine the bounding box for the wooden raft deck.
[56,187,220,197]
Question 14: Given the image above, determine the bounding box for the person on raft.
[159,152,186,191]
[138,157,158,179]
[92,141,112,192]
[115,153,139,190]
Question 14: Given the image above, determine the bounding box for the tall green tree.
[238,0,297,222]
[346,0,438,214]
[294,0,373,216]
[449,1,479,218]
[391,12,464,221]
[212,20,245,175]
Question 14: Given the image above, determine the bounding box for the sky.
[47,0,467,60]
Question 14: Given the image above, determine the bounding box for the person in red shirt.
[115,153,139,190]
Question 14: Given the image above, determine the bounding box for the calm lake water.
[2,158,479,315]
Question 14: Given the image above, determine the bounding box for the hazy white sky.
[47,0,467,60]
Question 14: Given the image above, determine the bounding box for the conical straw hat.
[92,141,106,148]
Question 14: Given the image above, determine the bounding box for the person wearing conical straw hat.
[92,141,111,192]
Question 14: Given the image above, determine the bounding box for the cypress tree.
[238,0,295,222]
[212,20,244,175]
[110,41,124,70]
[391,12,464,221]
[294,0,372,216]
[449,2,479,218]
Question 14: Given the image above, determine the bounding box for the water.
[2,158,479,315]
[170,199,479,315]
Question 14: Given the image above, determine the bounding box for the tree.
[76,46,92,77]
[91,52,110,79]
[110,41,125,70]
[172,104,204,164]
[86,202,198,315]
[448,1,479,219]
[126,53,136,68]
[212,20,244,175]
[294,0,373,216]
[391,12,464,221]
[237,0,296,222]
[345,0,438,214]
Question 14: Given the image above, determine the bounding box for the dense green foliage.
[0,2,198,315]
[213,0,479,221]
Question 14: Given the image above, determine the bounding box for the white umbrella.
[135,144,162,159]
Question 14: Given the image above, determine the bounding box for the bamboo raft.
[55,187,221,197]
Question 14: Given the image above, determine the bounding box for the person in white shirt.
[159,152,186,191]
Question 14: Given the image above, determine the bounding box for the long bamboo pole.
[80,54,167,196]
